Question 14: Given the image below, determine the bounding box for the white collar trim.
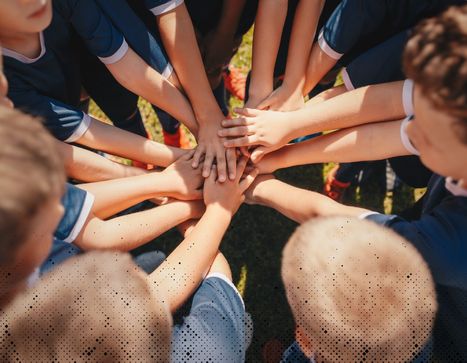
[445,177,467,197]
[2,32,46,64]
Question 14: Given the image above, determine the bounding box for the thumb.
[251,146,270,164]
[234,107,261,117]
[256,94,276,110]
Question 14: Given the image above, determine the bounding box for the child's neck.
[0,31,42,59]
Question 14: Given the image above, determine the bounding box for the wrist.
[206,203,235,220]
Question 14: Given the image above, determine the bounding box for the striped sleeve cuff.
[149,0,184,15]
[318,30,343,60]
[63,191,95,243]
[402,79,414,116]
[99,39,129,65]
[64,113,92,143]
[400,117,420,156]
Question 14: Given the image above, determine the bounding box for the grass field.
[91,28,423,362]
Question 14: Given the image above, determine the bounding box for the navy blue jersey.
[365,176,467,361]
[55,183,94,243]
[3,0,129,141]
[144,0,184,16]
[172,273,252,362]
[95,0,171,76]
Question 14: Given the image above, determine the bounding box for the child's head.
[0,0,52,36]
[282,217,436,362]
[0,251,172,362]
[0,108,64,302]
[0,47,13,108]
[404,4,467,181]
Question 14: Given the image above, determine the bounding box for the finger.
[233,107,260,117]
[257,96,274,111]
[215,151,227,183]
[183,149,196,161]
[240,147,250,157]
[192,146,204,168]
[224,135,258,148]
[226,148,237,180]
[221,117,249,128]
[207,164,217,183]
[218,126,252,138]
[239,169,259,191]
[202,152,215,178]
[235,156,249,180]
[251,146,269,164]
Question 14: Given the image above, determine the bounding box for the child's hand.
[161,151,203,200]
[192,122,237,182]
[204,156,258,216]
[244,174,276,205]
[256,85,305,112]
[218,108,291,163]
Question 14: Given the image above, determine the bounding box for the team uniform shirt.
[55,183,94,243]
[360,117,467,361]
[3,0,130,142]
[95,0,172,77]
[172,273,252,362]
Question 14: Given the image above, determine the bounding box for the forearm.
[77,172,176,219]
[253,178,369,222]
[217,0,247,38]
[283,0,325,91]
[76,118,186,167]
[157,4,224,123]
[106,47,198,132]
[303,41,337,95]
[249,0,288,100]
[57,141,147,182]
[76,201,197,252]
[148,205,231,312]
[260,120,409,171]
[285,81,406,139]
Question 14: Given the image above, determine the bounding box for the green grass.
[90,28,423,362]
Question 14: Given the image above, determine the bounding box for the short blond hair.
[0,252,172,362]
[282,217,436,362]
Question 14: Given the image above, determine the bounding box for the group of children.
[0,0,465,362]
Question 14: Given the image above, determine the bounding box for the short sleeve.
[400,117,420,156]
[281,341,314,363]
[8,82,91,142]
[364,197,467,290]
[55,0,128,64]
[171,274,252,362]
[144,0,184,15]
[55,184,94,243]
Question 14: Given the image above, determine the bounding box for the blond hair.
[282,217,436,362]
[0,252,172,362]
[0,107,64,264]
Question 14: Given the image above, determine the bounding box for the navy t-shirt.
[365,175,467,361]
[3,0,129,141]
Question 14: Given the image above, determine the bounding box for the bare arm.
[105,47,198,133]
[156,4,235,182]
[257,0,325,111]
[56,141,147,182]
[246,176,369,223]
[75,117,186,167]
[78,152,203,219]
[147,157,258,312]
[75,200,204,252]
[247,0,288,107]
[258,119,410,173]
[221,81,407,161]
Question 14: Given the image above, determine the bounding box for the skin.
[0,0,195,172]
[245,83,467,222]
[148,157,258,312]
[256,0,325,112]
[155,4,238,182]
[220,81,406,162]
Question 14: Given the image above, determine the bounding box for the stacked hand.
[218,108,292,163]
[203,156,258,217]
